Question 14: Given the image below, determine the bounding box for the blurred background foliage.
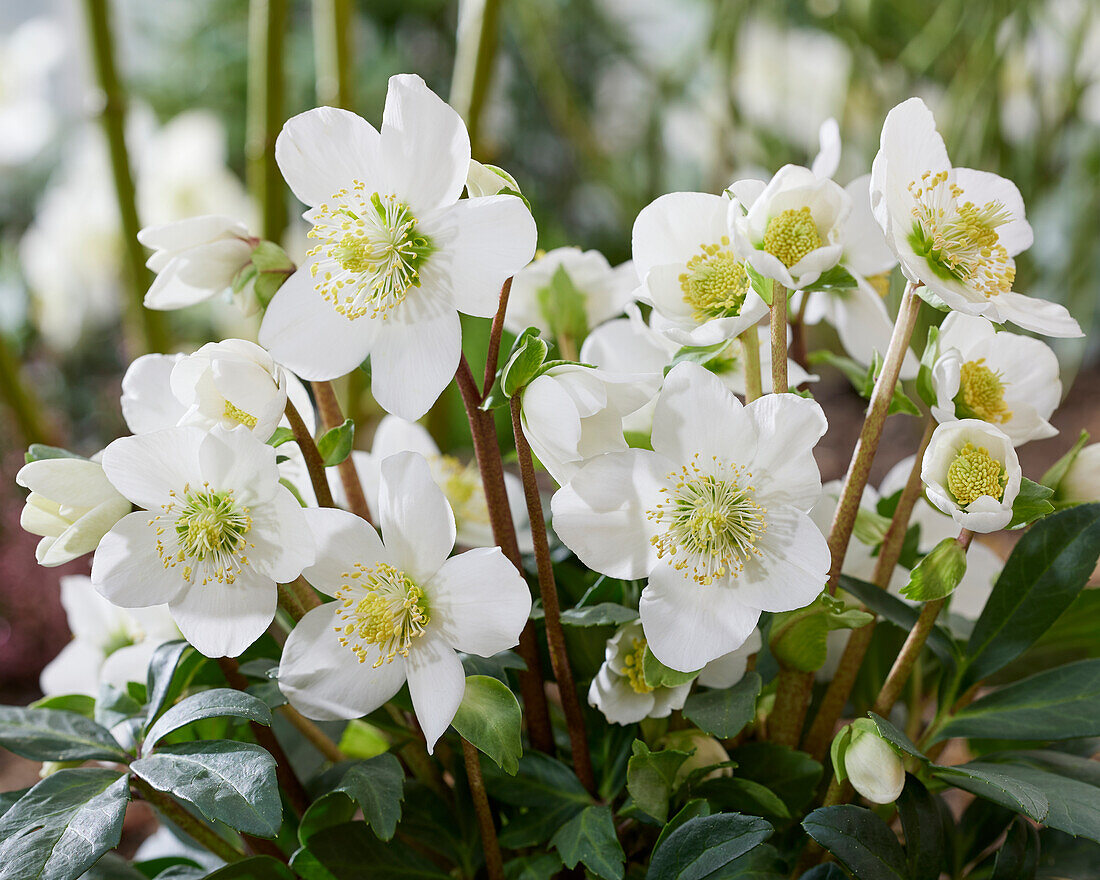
[0,0,1098,691]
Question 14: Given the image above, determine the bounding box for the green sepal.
[1007,477,1055,529]
[317,419,355,467]
[770,593,874,673]
[536,266,589,349]
[745,263,771,305]
[641,647,700,689]
[799,265,858,293]
[901,536,968,601]
[24,444,85,464]
[502,327,550,398]
[266,426,295,448]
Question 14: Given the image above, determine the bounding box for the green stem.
[82,0,168,356]
[770,281,788,393]
[740,327,763,403]
[463,737,504,880]
[0,333,55,446]
[450,0,502,155]
[247,0,288,243]
[311,0,352,109]
[132,775,246,863]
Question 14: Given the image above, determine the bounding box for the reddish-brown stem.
[483,277,513,397]
[285,397,336,509]
[463,738,504,880]
[310,379,372,523]
[455,356,555,753]
[770,666,812,749]
[771,281,788,394]
[509,395,595,793]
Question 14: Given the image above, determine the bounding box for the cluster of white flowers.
[18,74,1096,761]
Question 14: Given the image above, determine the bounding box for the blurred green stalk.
[312,0,353,110]
[82,0,168,356]
[450,0,501,155]
[247,0,288,243]
[0,334,55,447]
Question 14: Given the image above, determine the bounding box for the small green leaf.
[502,327,550,397]
[802,806,907,880]
[667,341,730,373]
[559,603,638,627]
[653,799,710,853]
[682,673,761,738]
[250,240,294,273]
[451,675,523,774]
[29,695,96,719]
[293,821,452,880]
[536,266,590,348]
[317,419,355,467]
[1007,477,1055,529]
[642,647,700,689]
[143,688,271,754]
[801,265,858,293]
[23,444,84,464]
[626,741,691,823]
[267,426,295,448]
[646,813,773,880]
[745,264,771,305]
[95,683,144,731]
[0,706,128,763]
[901,536,967,601]
[863,351,920,416]
[770,594,872,673]
[914,324,940,409]
[693,777,790,820]
[320,754,404,841]
[551,805,625,880]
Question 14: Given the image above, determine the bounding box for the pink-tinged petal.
[378,451,456,583]
[275,107,382,208]
[405,631,465,752]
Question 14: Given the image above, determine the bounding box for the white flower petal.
[744,393,827,508]
[429,547,531,656]
[301,507,388,596]
[405,631,466,752]
[988,291,1082,339]
[121,354,187,433]
[651,362,756,465]
[100,428,205,510]
[16,458,120,509]
[589,667,655,725]
[632,192,730,278]
[378,451,456,583]
[275,107,382,207]
[92,513,191,607]
[40,640,104,698]
[738,509,829,611]
[169,569,276,658]
[953,168,1032,257]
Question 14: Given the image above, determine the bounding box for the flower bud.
[834,720,905,805]
[1057,443,1100,505]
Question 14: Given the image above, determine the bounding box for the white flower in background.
[593,0,710,75]
[40,576,180,698]
[1057,444,1100,505]
[91,426,313,658]
[338,415,532,551]
[504,247,637,345]
[519,364,655,486]
[278,453,531,751]
[922,420,1022,533]
[0,17,63,166]
[632,191,769,347]
[930,313,1060,446]
[842,725,905,805]
[730,166,852,292]
[589,620,692,725]
[871,97,1080,338]
[16,456,132,567]
[552,362,830,672]
[260,74,537,419]
[139,216,257,312]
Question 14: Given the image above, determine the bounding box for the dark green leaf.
[642,647,700,688]
[647,813,773,880]
[484,752,590,808]
[551,805,625,880]
[293,820,452,880]
[145,642,197,727]
[95,684,143,731]
[1008,478,1056,529]
[683,673,761,738]
[204,857,296,879]
[653,799,710,852]
[717,843,785,879]
[450,675,523,774]
[143,688,271,754]
[964,504,1100,687]
[797,866,847,880]
[317,419,355,467]
[992,816,1039,880]
[897,775,945,880]
[503,853,563,880]
[867,714,925,762]
[839,575,959,666]
[300,755,404,844]
[901,536,967,601]
[559,603,639,627]
[0,787,29,819]
[131,741,281,837]
[694,777,790,820]
[931,764,1048,821]
[0,769,129,880]
[0,706,128,762]
[802,805,907,880]
[626,741,690,823]
[726,743,823,815]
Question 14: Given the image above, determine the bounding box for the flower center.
[222,400,258,429]
[906,170,1014,298]
[620,637,652,694]
[149,486,253,585]
[955,359,1012,424]
[947,442,1006,507]
[430,455,489,528]
[647,455,767,585]
[307,185,435,321]
[762,206,822,268]
[679,238,750,322]
[334,562,430,666]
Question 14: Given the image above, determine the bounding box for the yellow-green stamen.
[762,206,822,268]
[955,359,1012,424]
[334,562,430,666]
[679,238,750,322]
[947,442,1006,506]
[621,637,652,694]
[149,485,254,586]
[222,400,258,429]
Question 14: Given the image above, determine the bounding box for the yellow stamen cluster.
[647,454,767,586]
[307,183,434,321]
[956,359,1012,424]
[333,562,429,666]
[908,170,1015,298]
[222,400,258,429]
[947,442,1006,507]
[679,238,750,322]
[621,638,652,694]
[431,454,489,529]
[149,484,254,586]
[762,206,822,268]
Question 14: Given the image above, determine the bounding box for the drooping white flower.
[930,313,1060,446]
[278,452,531,751]
[40,576,180,698]
[552,362,830,672]
[1057,443,1100,505]
[16,456,132,567]
[139,216,257,313]
[259,74,537,419]
[730,165,852,292]
[922,420,1022,533]
[337,415,532,551]
[91,425,313,658]
[631,191,769,347]
[588,621,692,725]
[519,364,656,486]
[842,724,905,805]
[504,247,637,345]
[870,97,1080,338]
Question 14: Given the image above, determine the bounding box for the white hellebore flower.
[632,191,768,347]
[259,74,537,419]
[17,456,132,567]
[922,420,1022,533]
[552,362,830,672]
[520,364,655,486]
[1058,444,1100,505]
[504,246,637,344]
[340,414,532,551]
[588,621,692,725]
[696,628,763,689]
[730,165,851,292]
[930,312,1060,446]
[91,425,314,657]
[40,575,180,698]
[870,97,1081,338]
[139,216,256,312]
[843,726,905,805]
[278,452,531,751]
